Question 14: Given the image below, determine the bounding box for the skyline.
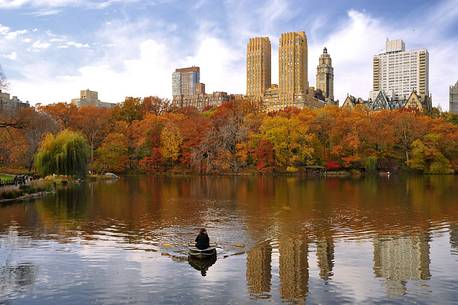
[0,0,457,109]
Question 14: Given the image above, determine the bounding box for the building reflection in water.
[279,238,309,303]
[316,237,334,281]
[373,234,430,296]
[450,224,458,255]
[246,241,272,298]
[0,263,37,299]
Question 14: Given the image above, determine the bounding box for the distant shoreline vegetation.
[1,96,458,177]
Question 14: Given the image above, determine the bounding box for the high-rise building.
[71,89,115,108]
[278,31,309,106]
[371,39,429,100]
[246,37,271,99]
[316,47,334,101]
[172,66,203,97]
[450,81,458,113]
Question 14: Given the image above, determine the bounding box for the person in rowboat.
[195,228,210,250]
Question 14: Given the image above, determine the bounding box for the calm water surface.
[1,176,458,304]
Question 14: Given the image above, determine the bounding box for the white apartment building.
[371,39,429,101]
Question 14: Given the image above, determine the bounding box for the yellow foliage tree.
[259,116,314,168]
[160,124,183,164]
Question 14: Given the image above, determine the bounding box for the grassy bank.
[0,174,15,183]
[0,175,82,203]
[0,179,55,202]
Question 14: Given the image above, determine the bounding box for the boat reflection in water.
[188,254,217,276]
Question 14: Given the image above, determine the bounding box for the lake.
[1,175,458,304]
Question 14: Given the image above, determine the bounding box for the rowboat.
[188,246,217,259]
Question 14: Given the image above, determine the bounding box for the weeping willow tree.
[35,130,90,177]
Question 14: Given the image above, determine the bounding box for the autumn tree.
[72,106,113,162]
[35,130,90,177]
[259,116,314,168]
[408,133,454,174]
[253,140,274,170]
[0,128,28,167]
[307,106,337,162]
[129,113,169,170]
[191,100,248,173]
[112,97,143,124]
[93,132,129,173]
[21,108,59,170]
[160,124,183,165]
[174,109,210,167]
[392,111,429,164]
[39,103,78,129]
[143,96,170,116]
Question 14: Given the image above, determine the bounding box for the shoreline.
[121,169,456,177]
[0,190,55,204]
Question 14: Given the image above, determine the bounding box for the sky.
[0,0,457,109]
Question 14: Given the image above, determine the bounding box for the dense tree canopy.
[2,97,458,175]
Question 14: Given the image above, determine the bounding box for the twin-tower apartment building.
[247,32,334,111]
[172,31,334,111]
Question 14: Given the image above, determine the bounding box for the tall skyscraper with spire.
[278,31,309,106]
[246,37,271,99]
[316,47,334,101]
[450,81,458,113]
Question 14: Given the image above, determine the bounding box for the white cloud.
[4,51,17,60]
[27,8,61,16]
[12,38,174,103]
[0,24,27,40]
[0,0,77,9]
[64,41,89,48]
[31,39,51,49]
[0,25,90,52]
[0,0,136,9]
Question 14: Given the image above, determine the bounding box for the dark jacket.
[195,232,210,250]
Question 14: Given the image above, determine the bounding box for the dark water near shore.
[1,175,458,304]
